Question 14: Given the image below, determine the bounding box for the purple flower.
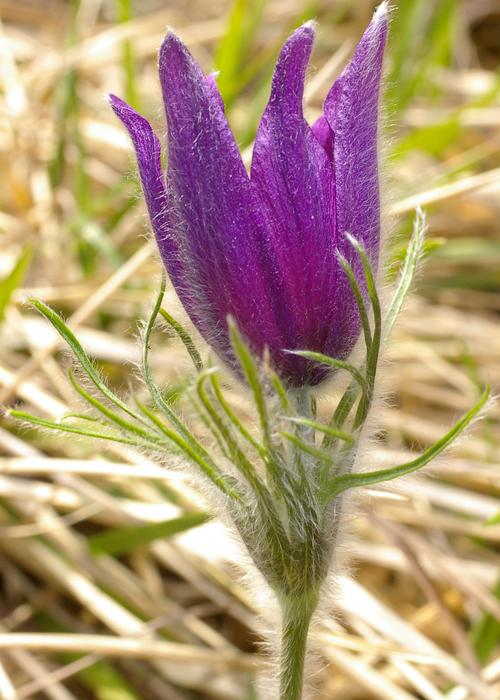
[110,5,388,387]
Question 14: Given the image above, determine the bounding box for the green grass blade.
[0,246,32,321]
[88,512,210,556]
[116,0,139,109]
[387,0,457,113]
[214,0,267,106]
[470,577,500,664]
[72,658,140,700]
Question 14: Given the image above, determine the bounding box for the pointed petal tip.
[299,19,316,34]
[277,19,315,66]
[162,26,179,44]
[108,93,153,134]
[108,93,139,122]
[373,1,390,27]
[159,28,189,65]
[108,93,124,111]
[288,19,316,43]
[108,93,134,122]
[158,27,202,92]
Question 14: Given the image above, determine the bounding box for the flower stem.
[279,593,318,700]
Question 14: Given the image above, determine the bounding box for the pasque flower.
[13,8,490,700]
[110,4,388,386]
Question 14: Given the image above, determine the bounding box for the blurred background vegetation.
[0,0,499,698]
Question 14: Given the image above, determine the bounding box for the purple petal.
[322,3,388,357]
[324,3,388,263]
[311,114,333,161]
[251,23,338,358]
[109,94,192,307]
[158,32,285,366]
[205,73,225,112]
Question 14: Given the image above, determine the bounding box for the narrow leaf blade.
[89,512,210,556]
[327,386,490,500]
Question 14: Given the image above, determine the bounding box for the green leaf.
[209,370,266,458]
[185,390,233,461]
[384,208,426,340]
[68,370,166,446]
[142,276,192,436]
[337,253,372,351]
[322,211,424,449]
[344,234,382,428]
[159,307,203,371]
[280,431,333,463]
[287,417,354,445]
[9,410,139,447]
[134,397,240,500]
[326,386,490,501]
[60,412,103,424]
[269,370,291,413]
[286,350,366,392]
[196,369,270,499]
[228,318,271,449]
[0,246,32,321]
[30,299,149,427]
[331,381,359,432]
[142,281,241,500]
[88,512,210,556]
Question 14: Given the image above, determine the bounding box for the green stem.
[279,594,317,700]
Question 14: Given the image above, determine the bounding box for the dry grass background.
[0,0,499,698]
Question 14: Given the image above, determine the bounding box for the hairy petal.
[323,3,388,356]
[205,73,225,111]
[325,3,387,263]
[158,32,285,368]
[109,95,184,285]
[311,114,333,161]
[251,23,339,380]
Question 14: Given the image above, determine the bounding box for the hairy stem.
[279,593,318,700]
